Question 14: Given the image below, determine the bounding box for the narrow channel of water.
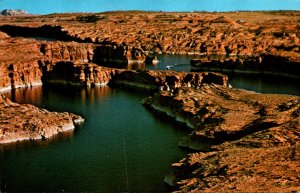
[1,53,299,192]
[0,86,189,192]
[146,54,300,96]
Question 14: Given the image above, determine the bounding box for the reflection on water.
[8,86,44,105]
[0,130,75,153]
[0,85,189,192]
[228,73,300,96]
[144,54,300,96]
[146,54,193,72]
[1,54,299,192]
[96,54,193,71]
[128,62,146,70]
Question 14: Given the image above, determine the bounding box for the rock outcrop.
[0,37,44,92]
[0,9,29,16]
[110,70,228,91]
[0,95,84,144]
[0,11,299,71]
[40,61,118,86]
[143,84,300,191]
[1,11,298,56]
[0,25,150,65]
[0,10,299,192]
[0,33,228,91]
[191,53,300,78]
[0,11,299,77]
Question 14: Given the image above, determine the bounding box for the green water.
[1,53,299,192]
[0,86,189,192]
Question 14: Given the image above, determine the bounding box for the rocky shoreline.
[0,11,299,69]
[190,54,300,79]
[0,29,227,145]
[0,10,300,192]
[0,95,84,144]
[143,85,300,191]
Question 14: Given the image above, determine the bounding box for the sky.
[0,0,299,14]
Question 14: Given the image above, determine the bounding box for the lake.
[147,54,300,96]
[0,86,190,192]
[0,54,299,192]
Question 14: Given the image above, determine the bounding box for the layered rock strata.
[0,36,140,90]
[0,95,84,144]
[0,34,228,146]
[191,54,300,78]
[143,84,300,192]
[0,11,298,58]
[0,11,299,76]
[40,61,118,86]
[0,11,299,191]
[110,70,228,91]
[1,11,299,78]
[0,37,44,92]
[0,33,228,91]
[0,25,149,64]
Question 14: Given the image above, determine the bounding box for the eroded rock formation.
[0,11,299,76]
[0,25,149,64]
[0,9,29,16]
[0,33,228,91]
[0,37,44,92]
[1,11,298,57]
[110,70,228,91]
[0,33,228,145]
[0,10,299,192]
[143,84,300,192]
[41,61,118,86]
[191,54,300,78]
[0,95,84,144]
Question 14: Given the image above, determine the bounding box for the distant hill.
[0,9,29,16]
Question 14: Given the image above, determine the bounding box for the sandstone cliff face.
[1,11,298,57]
[111,70,228,91]
[7,61,43,90]
[0,11,299,77]
[39,59,228,90]
[40,61,118,86]
[0,95,84,143]
[0,37,44,92]
[0,33,228,91]
[93,44,148,65]
[0,11,299,192]
[1,11,299,82]
[143,85,300,192]
[191,54,300,78]
[0,35,151,91]
[0,25,150,64]
[39,42,94,62]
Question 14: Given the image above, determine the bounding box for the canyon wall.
[1,12,298,57]
[0,37,44,92]
[0,34,228,92]
[110,70,228,91]
[0,11,299,192]
[191,54,300,78]
[0,25,150,65]
[1,11,299,77]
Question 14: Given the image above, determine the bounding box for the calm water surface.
[146,54,300,96]
[0,86,189,192]
[1,54,299,192]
